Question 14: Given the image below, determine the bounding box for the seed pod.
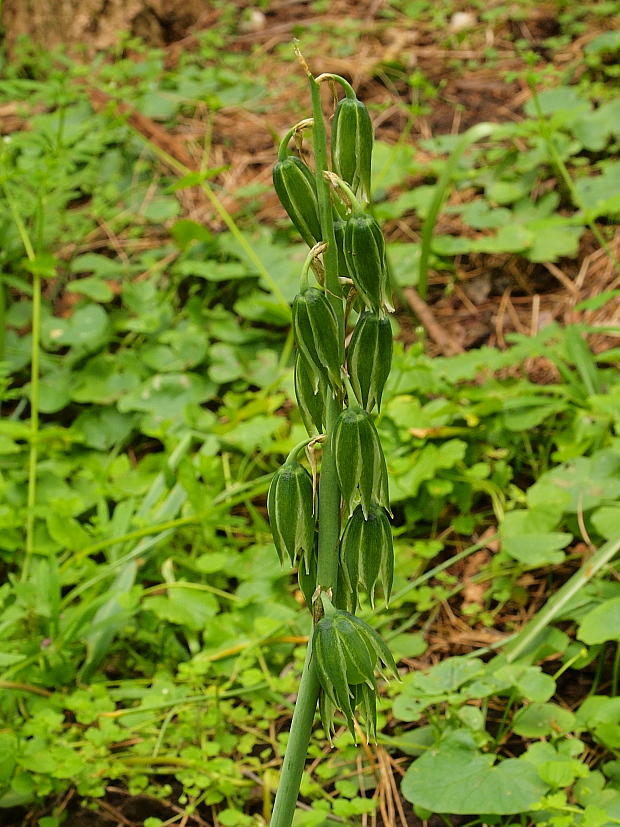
[331,93,373,205]
[294,352,326,436]
[267,461,315,566]
[312,602,398,738]
[340,503,394,609]
[347,312,393,413]
[273,155,321,247]
[292,287,343,391]
[343,213,392,315]
[332,407,390,518]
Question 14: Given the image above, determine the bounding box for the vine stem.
[270,59,344,827]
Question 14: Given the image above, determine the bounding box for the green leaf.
[532,452,620,514]
[513,703,576,738]
[172,168,226,190]
[401,730,549,815]
[70,253,124,277]
[390,439,467,501]
[591,504,620,540]
[523,87,590,118]
[42,304,110,349]
[170,219,213,249]
[469,224,532,254]
[494,664,556,702]
[118,373,217,422]
[66,277,114,302]
[501,508,571,566]
[584,31,620,53]
[500,396,565,431]
[578,597,620,644]
[525,219,582,262]
[574,162,620,216]
[37,369,75,414]
[409,656,485,696]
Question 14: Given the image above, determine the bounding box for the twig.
[402,287,464,355]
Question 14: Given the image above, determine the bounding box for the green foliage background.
[3,2,620,825]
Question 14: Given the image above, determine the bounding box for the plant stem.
[418,122,495,300]
[316,394,341,593]
[504,531,620,662]
[2,183,39,582]
[528,79,620,281]
[270,632,321,827]
[25,269,40,580]
[271,58,345,827]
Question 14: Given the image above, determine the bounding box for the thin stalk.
[128,132,290,315]
[504,531,620,662]
[307,68,344,595]
[418,122,495,300]
[24,269,40,580]
[2,184,38,581]
[271,58,344,827]
[528,79,620,281]
[0,274,5,364]
[270,633,321,827]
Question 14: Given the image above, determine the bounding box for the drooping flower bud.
[312,599,398,739]
[347,311,393,413]
[340,503,394,609]
[292,287,343,392]
[294,351,326,436]
[332,406,390,518]
[267,461,315,566]
[343,212,392,315]
[273,154,322,247]
[331,91,373,205]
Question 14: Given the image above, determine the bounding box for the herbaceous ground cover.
[3,1,620,825]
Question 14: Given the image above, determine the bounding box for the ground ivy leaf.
[513,703,576,738]
[578,597,620,644]
[401,730,549,815]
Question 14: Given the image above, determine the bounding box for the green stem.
[270,632,321,827]
[271,57,345,827]
[0,274,5,364]
[308,70,343,596]
[2,183,38,582]
[418,122,495,300]
[315,393,341,593]
[25,270,40,579]
[284,434,325,466]
[127,131,291,316]
[503,531,620,662]
[528,78,620,281]
[277,120,314,162]
[327,172,365,217]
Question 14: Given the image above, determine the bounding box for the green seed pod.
[343,213,391,316]
[341,503,394,609]
[292,287,343,392]
[267,461,315,566]
[331,94,373,205]
[273,155,322,247]
[313,612,355,731]
[347,312,393,413]
[312,601,398,738]
[294,352,326,436]
[332,407,390,518]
